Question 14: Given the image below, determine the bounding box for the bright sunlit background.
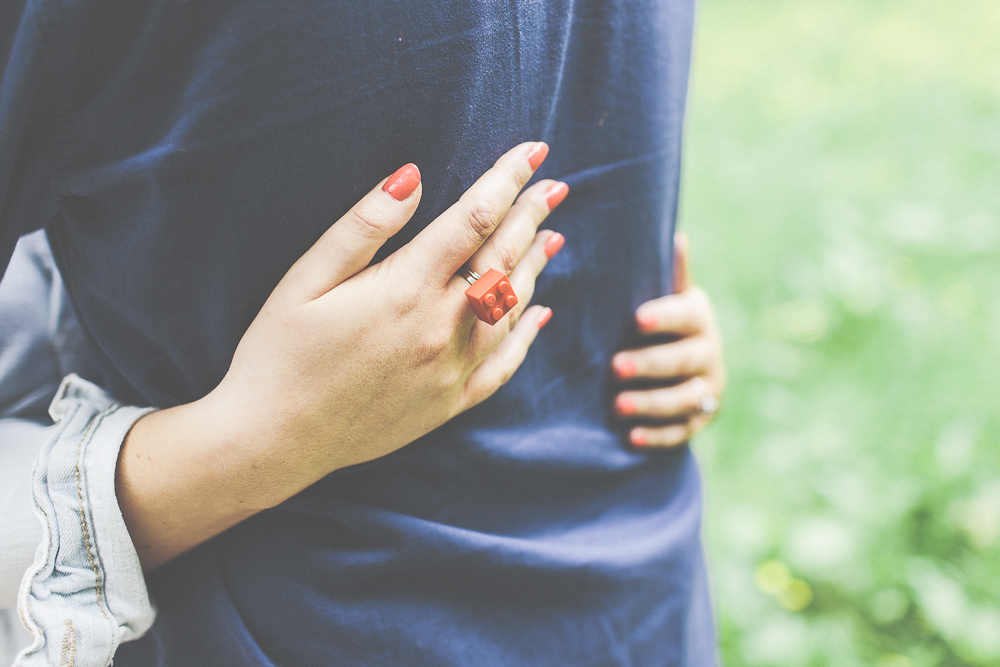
[680,0,1000,665]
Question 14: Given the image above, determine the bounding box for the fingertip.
[630,429,648,447]
[543,232,565,259]
[545,182,569,211]
[612,355,636,379]
[616,395,637,416]
[538,307,553,330]
[382,163,421,201]
[636,311,658,332]
[674,231,689,253]
[527,142,549,170]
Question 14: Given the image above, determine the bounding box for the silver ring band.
[690,376,720,415]
[457,265,481,287]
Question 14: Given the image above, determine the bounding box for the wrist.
[116,393,294,569]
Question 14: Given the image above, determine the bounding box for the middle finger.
[465,178,567,279]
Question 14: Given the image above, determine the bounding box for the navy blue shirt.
[1,1,714,664]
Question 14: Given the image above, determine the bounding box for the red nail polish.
[613,357,636,379]
[545,182,569,210]
[617,396,637,415]
[637,313,657,331]
[382,163,421,201]
[538,307,553,330]
[527,142,549,170]
[630,430,649,447]
[544,232,565,259]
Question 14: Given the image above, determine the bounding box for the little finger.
[628,422,696,448]
[462,305,553,409]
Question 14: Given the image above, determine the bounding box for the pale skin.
[115,143,726,571]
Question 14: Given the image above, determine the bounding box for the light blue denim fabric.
[0,232,156,667]
[15,376,156,667]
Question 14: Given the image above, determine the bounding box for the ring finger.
[615,376,712,420]
[466,228,561,358]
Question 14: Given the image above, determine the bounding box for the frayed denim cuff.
[16,375,156,667]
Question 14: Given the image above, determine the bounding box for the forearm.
[115,391,331,571]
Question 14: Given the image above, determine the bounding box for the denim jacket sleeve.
[14,376,156,667]
[0,231,157,666]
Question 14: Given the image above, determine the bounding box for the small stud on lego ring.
[459,265,518,326]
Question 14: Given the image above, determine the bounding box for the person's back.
[1,0,712,663]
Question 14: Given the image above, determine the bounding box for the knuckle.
[496,364,517,388]
[663,425,688,446]
[652,390,674,415]
[345,204,390,239]
[690,289,712,318]
[465,197,503,243]
[413,328,453,365]
[681,420,697,440]
[437,365,465,393]
[495,242,519,276]
[676,343,702,376]
[497,151,533,188]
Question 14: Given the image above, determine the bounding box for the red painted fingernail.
[545,182,569,210]
[382,163,421,201]
[630,429,649,447]
[616,396,637,415]
[613,357,636,379]
[544,232,565,259]
[527,142,549,170]
[637,312,657,331]
[538,307,553,330]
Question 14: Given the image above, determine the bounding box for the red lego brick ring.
[458,266,518,325]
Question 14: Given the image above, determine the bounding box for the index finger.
[635,287,714,337]
[403,141,546,285]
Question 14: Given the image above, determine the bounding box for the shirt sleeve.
[16,376,156,667]
[0,234,157,665]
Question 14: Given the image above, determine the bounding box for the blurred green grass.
[679,0,1000,664]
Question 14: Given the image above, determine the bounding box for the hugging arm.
[116,142,566,570]
[5,143,565,667]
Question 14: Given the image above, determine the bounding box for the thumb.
[278,164,422,300]
[673,231,691,294]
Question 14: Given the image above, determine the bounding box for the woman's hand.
[611,233,725,447]
[117,142,567,569]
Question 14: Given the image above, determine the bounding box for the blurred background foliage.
[679,0,1000,665]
